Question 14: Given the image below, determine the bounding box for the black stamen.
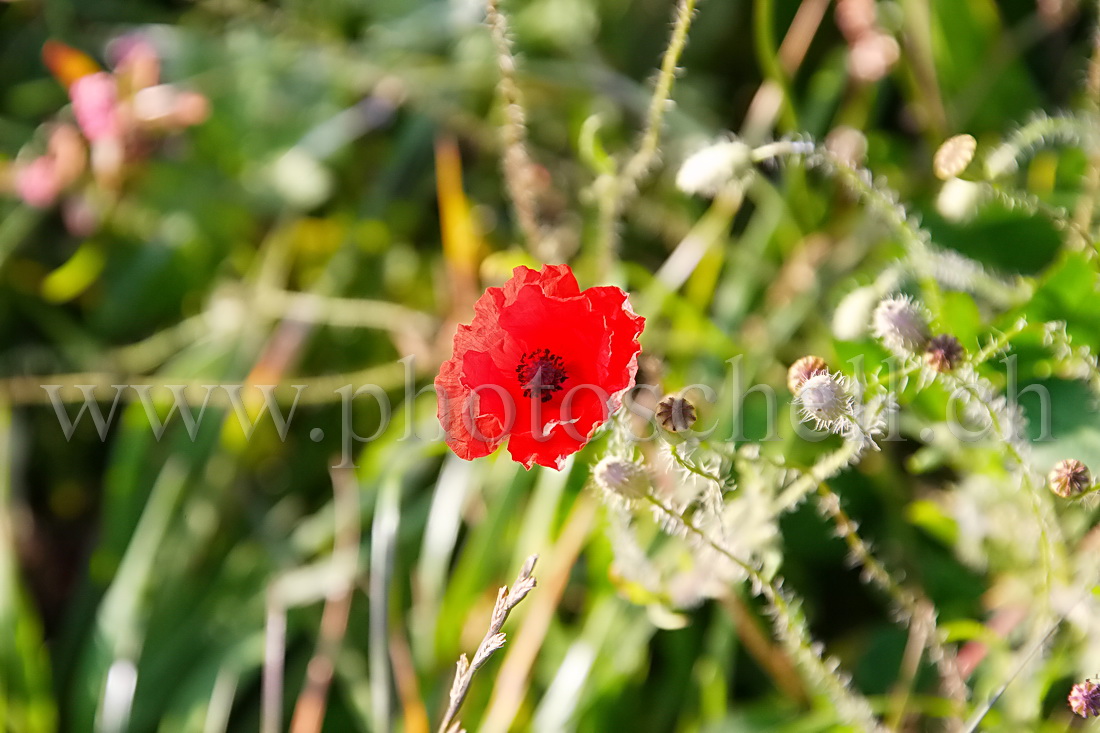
[515,348,568,403]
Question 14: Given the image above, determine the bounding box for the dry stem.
[437,554,539,733]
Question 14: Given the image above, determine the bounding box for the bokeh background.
[0,0,1098,731]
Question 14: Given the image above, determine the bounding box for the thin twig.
[289,466,361,733]
[667,443,725,485]
[258,288,437,335]
[370,476,402,733]
[887,607,931,731]
[0,361,413,406]
[621,0,698,189]
[261,590,287,733]
[438,554,539,733]
[641,493,885,732]
[815,482,968,718]
[960,616,1064,733]
[719,592,808,704]
[1074,20,1100,240]
[594,0,698,276]
[480,498,596,733]
[486,0,546,254]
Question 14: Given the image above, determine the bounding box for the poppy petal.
[435,264,644,469]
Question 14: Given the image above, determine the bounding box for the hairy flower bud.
[924,334,964,373]
[933,134,976,180]
[832,285,880,341]
[796,372,852,431]
[676,139,753,197]
[1069,679,1100,718]
[872,296,930,356]
[787,355,829,394]
[656,395,697,433]
[936,177,985,223]
[593,457,650,501]
[1048,459,1091,499]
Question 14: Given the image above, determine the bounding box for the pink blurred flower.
[110,37,160,93]
[70,72,120,142]
[132,85,210,129]
[29,36,208,197]
[1069,679,1100,718]
[46,123,87,186]
[62,193,100,237]
[11,124,87,209]
[170,91,210,127]
[14,157,62,208]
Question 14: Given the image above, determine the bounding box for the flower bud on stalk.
[1069,679,1100,718]
[924,334,964,373]
[676,139,754,197]
[656,395,697,433]
[593,457,650,502]
[1048,459,1091,499]
[795,372,852,432]
[933,134,977,180]
[832,285,880,341]
[787,355,829,394]
[872,296,930,356]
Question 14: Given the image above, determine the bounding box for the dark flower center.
[515,348,568,403]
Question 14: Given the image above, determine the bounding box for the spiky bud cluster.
[933,134,977,180]
[1048,459,1092,499]
[871,296,930,356]
[924,334,964,373]
[593,457,650,501]
[795,372,852,431]
[676,139,754,197]
[1069,679,1100,718]
[787,355,829,394]
[656,395,697,433]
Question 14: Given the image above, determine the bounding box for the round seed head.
[796,372,851,428]
[1069,679,1100,718]
[936,177,984,223]
[924,334,965,373]
[1048,459,1091,499]
[872,296,931,356]
[832,285,880,341]
[593,457,650,501]
[656,395,697,433]
[787,355,829,394]
[676,140,754,197]
[933,134,977,180]
[825,125,868,167]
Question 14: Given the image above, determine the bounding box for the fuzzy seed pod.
[936,177,984,223]
[933,134,977,180]
[1069,679,1100,718]
[924,334,964,373]
[676,140,753,197]
[787,355,829,394]
[796,372,851,430]
[1048,459,1091,499]
[832,285,880,341]
[656,395,697,432]
[593,457,650,501]
[871,295,930,356]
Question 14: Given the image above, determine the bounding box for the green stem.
[642,492,884,731]
[592,0,698,280]
[668,443,724,485]
[621,0,698,187]
[0,205,42,273]
[753,0,798,131]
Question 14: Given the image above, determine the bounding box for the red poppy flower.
[436,264,645,470]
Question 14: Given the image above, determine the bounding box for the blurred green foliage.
[0,0,1099,731]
